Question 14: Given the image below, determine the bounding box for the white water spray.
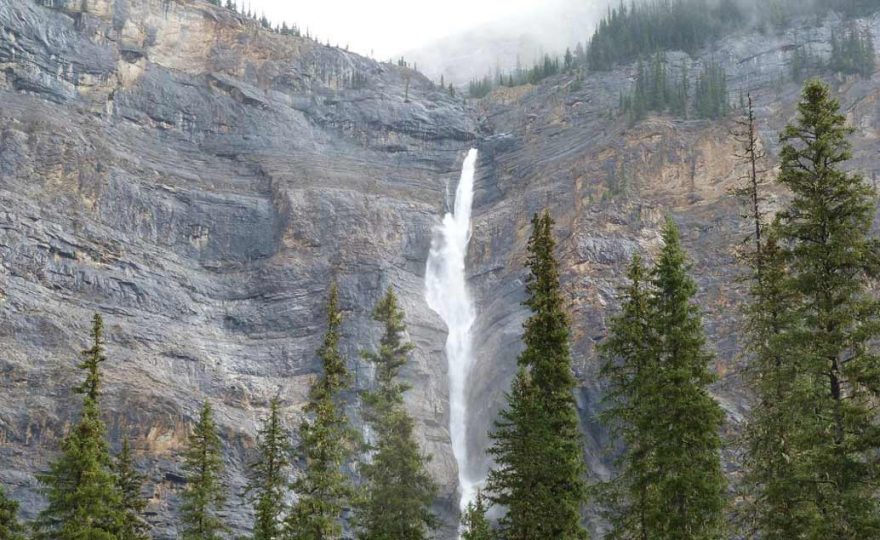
[425,148,479,517]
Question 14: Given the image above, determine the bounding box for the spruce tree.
[116,437,149,540]
[772,79,880,538]
[486,210,588,539]
[739,228,807,538]
[249,397,290,540]
[357,288,438,540]
[735,93,808,538]
[34,314,123,540]
[645,219,726,539]
[285,284,356,539]
[461,491,492,540]
[0,485,25,540]
[181,401,227,540]
[598,254,658,540]
[601,221,726,539]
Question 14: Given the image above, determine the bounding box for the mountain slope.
[0,0,878,538]
[0,0,475,536]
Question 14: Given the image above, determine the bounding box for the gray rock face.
[0,0,476,536]
[1,0,879,538]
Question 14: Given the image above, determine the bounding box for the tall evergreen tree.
[34,314,123,540]
[739,228,807,538]
[285,284,356,539]
[461,491,492,540]
[116,438,149,540]
[486,210,588,539]
[600,221,726,539]
[646,219,726,539]
[249,397,290,540]
[357,288,438,540]
[734,93,808,538]
[0,485,26,540]
[181,401,227,540]
[694,62,729,119]
[598,254,658,540]
[733,94,766,264]
[771,79,880,538]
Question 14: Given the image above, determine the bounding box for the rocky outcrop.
[1,1,878,538]
[0,0,476,536]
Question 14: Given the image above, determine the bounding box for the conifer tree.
[733,94,766,263]
[600,221,726,539]
[598,254,658,540]
[34,314,124,540]
[357,288,438,540]
[286,284,356,539]
[486,210,588,539]
[734,93,808,538]
[181,401,227,540]
[694,62,729,119]
[116,437,149,540]
[249,397,290,540]
[461,491,492,540]
[645,219,726,539]
[0,485,25,540]
[771,79,880,538]
[739,228,807,538]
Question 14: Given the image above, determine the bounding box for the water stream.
[425,148,480,517]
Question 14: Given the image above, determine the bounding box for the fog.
[244,0,556,58]
[403,0,612,83]
[243,0,611,83]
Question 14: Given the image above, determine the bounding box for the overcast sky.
[243,0,560,59]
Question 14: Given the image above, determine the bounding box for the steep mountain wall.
[0,0,476,536]
[0,0,878,538]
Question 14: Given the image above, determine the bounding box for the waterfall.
[425,148,480,516]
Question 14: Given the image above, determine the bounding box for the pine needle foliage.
[769,79,880,538]
[286,283,357,540]
[599,220,726,540]
[486,210,588,540]
[116,437,150,540]
[249,397,291,540]
[461,491,492,540]
[356,288,438,540]
[181,401,227,540]
[34,314,124,540]
[0,485,26,540]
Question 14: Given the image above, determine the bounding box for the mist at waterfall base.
[425,149,480,518]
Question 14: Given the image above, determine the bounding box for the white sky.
[243,0,552,59]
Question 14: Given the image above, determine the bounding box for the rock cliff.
[0,1,878,538]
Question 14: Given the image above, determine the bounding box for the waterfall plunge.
[425,148,480,516]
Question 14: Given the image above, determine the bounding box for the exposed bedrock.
[0,1,878,537]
